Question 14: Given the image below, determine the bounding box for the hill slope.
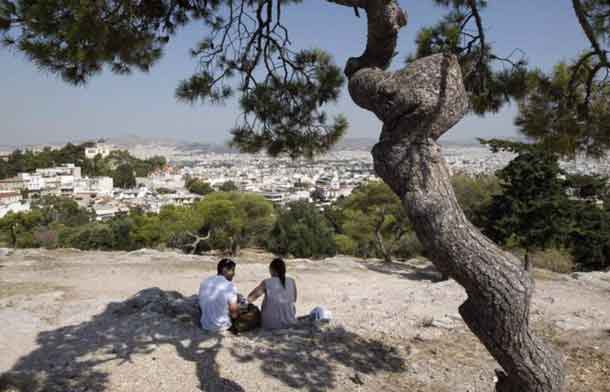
[0,249,609,391]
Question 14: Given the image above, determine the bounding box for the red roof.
[0,192,20,199]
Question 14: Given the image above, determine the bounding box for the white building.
[85,144,113,159]
[91,177,114,195]
[35,164,81,179]
[0,192,29,218]
[17,173,44,192]
[74,176,114,196]
[137,174,185,191]
[0,177,25,193]
[60,175,75,194]
[0,191,22,205]
[284,190,311,203]
[0,202,30,219]
[261,191,285,204]
[93,204,128,221]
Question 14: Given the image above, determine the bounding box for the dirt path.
[0,249,609,391]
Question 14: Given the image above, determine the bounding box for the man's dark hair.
[217,258,236,275]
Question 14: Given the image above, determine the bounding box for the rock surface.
[0,249,608,392]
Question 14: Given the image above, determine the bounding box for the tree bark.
[374,225,392,263]
[186,231,210,255]
[230,236,241,257]
[571,0,609,68]
[372,211,392,263]
[10,223,17,248]
[330,0,566,390]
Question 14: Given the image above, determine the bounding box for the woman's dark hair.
[270,258,287,288]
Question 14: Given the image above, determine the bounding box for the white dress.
[261,276,297,330]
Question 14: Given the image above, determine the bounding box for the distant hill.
[106,134,181,148]
[178,142,239,154]
[5,134,524,155]
[332,138,376,151]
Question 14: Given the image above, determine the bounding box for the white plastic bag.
[309,306,332,321]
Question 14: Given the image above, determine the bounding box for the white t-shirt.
[198,275,238,332]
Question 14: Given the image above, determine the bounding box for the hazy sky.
[0,0,590,147]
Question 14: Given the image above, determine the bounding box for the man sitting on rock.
[198,258,241,333]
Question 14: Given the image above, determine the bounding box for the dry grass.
[530,249,576,274]
[535,323,610,392]
[564,345,610,392]
[0,281,66,299]
[404,325,610,392]
[532,268,565,281]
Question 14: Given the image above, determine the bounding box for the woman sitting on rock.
[247,258,298,330]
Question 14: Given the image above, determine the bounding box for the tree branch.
[186,230,211,254]
[572,0,610,68]
[466,0,486,67]
[343,1,407,76]
[326,0,367,9]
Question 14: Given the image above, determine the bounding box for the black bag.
[230,304,261,334]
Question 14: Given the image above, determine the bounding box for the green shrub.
[59,224,115,250]
[569,202,610,271]
[335,234,357,255]
[267,201,336,258]
[530,248,575,274]
[451,174,501,227]
[110,217,136,250]
[393,232,424,260]
[15,232,36,248]
[33,228,59,249]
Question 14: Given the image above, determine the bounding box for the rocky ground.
[0,248,609,392]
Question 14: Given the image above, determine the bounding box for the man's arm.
[228,301,240,319]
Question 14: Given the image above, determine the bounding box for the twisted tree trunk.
[186,231,210,255]
[373,209,392,263]
[329,1,566,390]
[374,224,392,263]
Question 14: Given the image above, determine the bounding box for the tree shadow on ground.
[0,288,240,392]
[230,323,405,392]
[0,288,405,392]
[364,261,447,283]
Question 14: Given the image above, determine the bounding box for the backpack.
[230,304,261,334]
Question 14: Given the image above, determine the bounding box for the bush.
[334,234,357,255]
[110,217,137,250]
[569,203,610,271]
[218,181,239,192]
[186,178,214,196]
[33,228,59,249]
[15,232,36,248]
[451,174,500,228]
[333,181,410,261]
[393,232,424,260]
[529,248,575,273]
[156,187,176,194]
[59,224,115,250]
[192,192,275,254]
[113,164,136,189]
[267,201,336,258]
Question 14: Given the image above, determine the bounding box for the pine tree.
[4,1,609,389]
